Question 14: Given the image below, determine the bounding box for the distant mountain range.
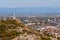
[0,7,60,16]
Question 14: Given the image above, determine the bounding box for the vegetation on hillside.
[0,19,60,40]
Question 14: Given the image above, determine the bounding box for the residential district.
[0,14,60,40]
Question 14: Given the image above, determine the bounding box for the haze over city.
[0,0,60,16]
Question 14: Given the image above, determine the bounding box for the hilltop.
[0,19,60,40]
[0,19,41,40]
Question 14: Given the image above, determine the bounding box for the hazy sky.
[0,0,60,8]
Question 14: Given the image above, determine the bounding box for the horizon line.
[0,7,60,8]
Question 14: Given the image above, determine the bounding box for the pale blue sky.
[0,0,60,8]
